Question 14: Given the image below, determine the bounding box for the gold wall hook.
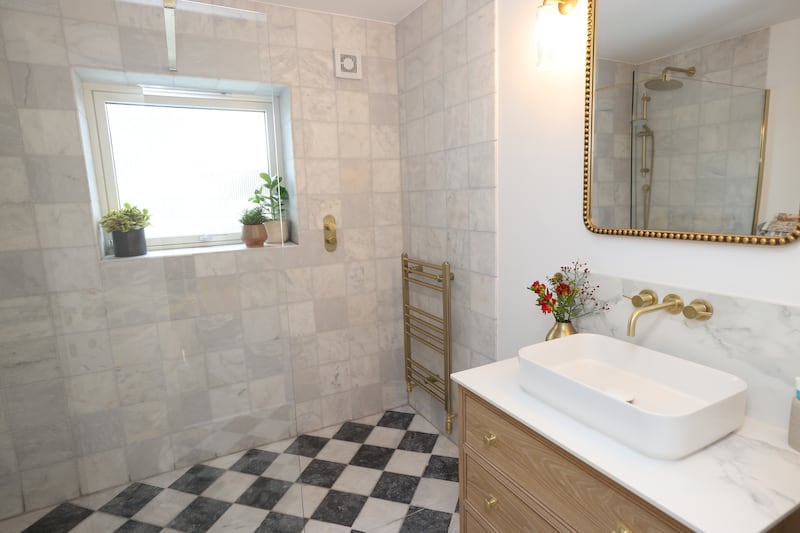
[323,215,337,252]
[683,299,713,320]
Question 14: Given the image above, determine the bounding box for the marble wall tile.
[0,203,38,251]
[305,158,340,194]
[18,109,81,156]
[0,250,46,299]
[8,63,74,110]
[321,390,351,427]
[332,15,365,51]
[77,448,129,496]
[21,460,79,510]
[72,410,125,455]
[58,0,117,24]
[35,203,95,248]
[118,28,168,72]
[250,374,289,409]
[25,155,88,203]
[166,390,211,431]
[443,0,467,28]
[121,400,169,444]
[298,49,334,90]
[366,21,395,60]
[57,330,112,376]
[206,348,247,388]
[0,295,52,342]
[372,159,401,192]
[0,156,29,203]
[0,336,60,389]
[296,10,331,51]
[0,10,67,65]
[209,382,249,420]
[125,436,173,480]
[0,107,24,156]
[367,57,399,95]
[66,370,119,415]
[63,19,122,68]
[42,247,101,292]
[109,323,160,368]
[116,362,165,405]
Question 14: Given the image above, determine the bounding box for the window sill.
[101,241,298,261]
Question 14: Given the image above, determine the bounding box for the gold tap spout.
[627,294,683,337]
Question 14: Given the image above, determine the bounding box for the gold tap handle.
[624,289,657,307]
[683,299,713,320]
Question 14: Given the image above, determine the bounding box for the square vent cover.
[334,49,362,79]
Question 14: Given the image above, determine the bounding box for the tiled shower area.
[0,0,500,530]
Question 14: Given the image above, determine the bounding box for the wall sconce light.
[536,0,578,69]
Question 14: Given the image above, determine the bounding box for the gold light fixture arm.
[542,0,579,15]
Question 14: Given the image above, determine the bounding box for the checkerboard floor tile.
[6,408,460,533]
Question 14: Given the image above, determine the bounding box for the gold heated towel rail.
[401,253,455,433]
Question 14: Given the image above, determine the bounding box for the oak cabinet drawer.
[464,452,560,533]
[463,506,494,533]
[461,389,691,533]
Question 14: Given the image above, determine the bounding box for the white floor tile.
[206,503,268,532]
[410,478,459,513]
[408,414,439,434]
[384,449,430,477]
[306,424,341,439]
[203,450,247,470]
[353,413,383,425]
[258,437,295,454]
[365,426,406,448]
[432,435,459,458]
[271,484,328,518]
[0,507,53,532]
[351,497,408,532]
[71,486,127,510]
[140,467,190,489]
[303,519,352,532]
[131,488,197,527]
[201,471,259,503]
[261,454,309,482]
[69,511,126,533]
[315,439,360,464]
[331,465,382,496]
[448,512,460,532]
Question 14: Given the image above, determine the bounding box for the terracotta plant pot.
[241,224,267,247]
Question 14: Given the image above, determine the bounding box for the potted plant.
[250,172,289,244]
[239,206,268,247]
[99,203,151,257]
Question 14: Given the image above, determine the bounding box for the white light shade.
[536,2,560,69]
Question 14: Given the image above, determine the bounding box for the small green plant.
[239,206,267,225]
[99,203,150,233]
[249,173,288,221]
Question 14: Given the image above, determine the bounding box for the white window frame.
[83,82,284,250]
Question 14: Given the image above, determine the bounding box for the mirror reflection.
[587,0,800,243]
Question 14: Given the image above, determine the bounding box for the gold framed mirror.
[583,0,800,245]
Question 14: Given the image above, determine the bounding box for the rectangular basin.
[518,333,747,459]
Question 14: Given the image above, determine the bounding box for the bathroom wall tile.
[8,63,74,110]
[245,338,290,380]
[305,158,340,194]
[311,263,346,299]
[166,390,212,431]
[58,0,117,24]
[346,261,377,297]
[314,296,349,332]
[35,203,96,249]
[196,275,240,315]
[206,348,247,388]
[0,10,67,65]
[66,370,118,417]
[0,203,38,251]
[374,225,403,259]
[468,52,494,99]
[332,15,365,51]
[63,19,122,68]
[0,107,24,156]
[266,4,296,47]
[371,125,400,159]
[197,312,243,352]
[194,253,236,277]
[343,227,375,261]
[41,247,101,292]
[296,10,331,51]
[468,94,495,144]
[72,410,125,454]
[442,21,466,73]
[25,155,88,202]
[0,431,18,477]
[250,374,289,410]
[0,156,29,203]
[317,329,349,365]
[300,88,336,122]
[369,94,399,126]
[422,0,444,43]
[121,400,169,444]
[347,293,377,327]
[321,390,352,427]
[0,474,22,520]
[372,159,401,193]
[304,121,339,158]
[338,123,370,158]
[21,460,79,511]
[469,231,496,276]
[351,383,383,419]
[443,0,467,28]
[466,3,494,61]
[424,112,444,153]
[444,104,469,149]
[119,28,168,72]
[421,36,443,83]
[0,336,60,388]
[125,436,174,480]
[18,109,82,156]
[0,295,52,343]
[50,289,106,334]
[469,272,496,319]
[350,354,380,388]
[367,57,399,95]
[0,250,46,298]
[337,90,369,124]
[157,318,201,361]
[239,270,279,310]
[270,46,299,86]
[116,361,165,405]
[242,306,281,344]
[77,448,129,496]
[366,21,395,60]
[109,323,160,368]
[298,49,334,90]
[209,382,249,420]
[177,35,260,80]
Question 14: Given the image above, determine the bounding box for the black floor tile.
[283,435,329,457]
[256,512,306,533]
[167,496,230,533]
[350,444,395,470]
[310,490,368,527]
[423,455,459,482]
[169,464,226,495]
[371,472,420,504]
[298,459,346,488]
[400,506,453,533]
[377,411,415,430]
[235,477,293,510]
[99,483,163,518]
[332,421,374,443]
[229,449,279,475]
[397,431,438,454]
[23,503,93,533]
[115,520,163,532]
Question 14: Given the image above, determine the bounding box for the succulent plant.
[239,206,267,225]
[99,203,151,233]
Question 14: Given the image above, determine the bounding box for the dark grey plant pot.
[112,228,147,257]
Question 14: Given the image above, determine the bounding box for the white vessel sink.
[518,333,747,459]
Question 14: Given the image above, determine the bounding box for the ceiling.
[597,0,800,64]
[263,0,427,24]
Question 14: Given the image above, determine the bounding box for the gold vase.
[545,320,576,341]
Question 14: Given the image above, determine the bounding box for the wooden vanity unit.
[458,387,692,533]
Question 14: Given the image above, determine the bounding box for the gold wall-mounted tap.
[625,290,684,337]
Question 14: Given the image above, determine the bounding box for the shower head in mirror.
[644,65,697,91]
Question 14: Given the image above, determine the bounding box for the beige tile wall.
[0,0,404,518]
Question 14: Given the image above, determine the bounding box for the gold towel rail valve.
[323,215,337,252]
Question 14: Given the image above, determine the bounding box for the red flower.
[555,282,571,297]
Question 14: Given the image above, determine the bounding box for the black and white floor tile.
[3,408,460,533]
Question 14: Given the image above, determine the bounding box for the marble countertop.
[452,358,800,533]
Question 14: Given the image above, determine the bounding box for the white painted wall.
[761,17,800,221]
[497,0,800,359]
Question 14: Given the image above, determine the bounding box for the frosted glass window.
[84,84,284,250]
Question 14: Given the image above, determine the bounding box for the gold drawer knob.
[483,432,498,446]
[484,495,498,511]
[612,524,632,533]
